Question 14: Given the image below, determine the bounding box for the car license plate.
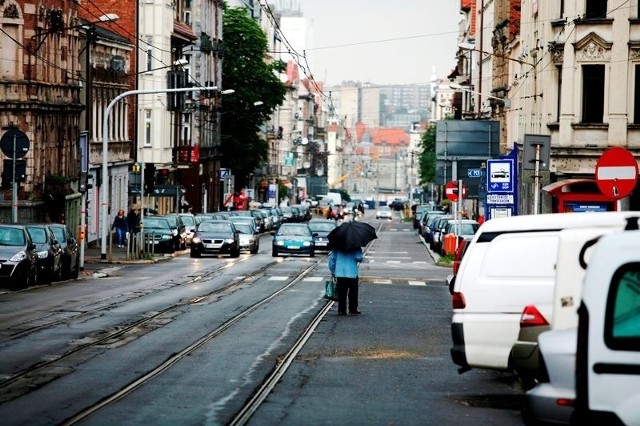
[288,246,299,249]
[316,242,327,246]
[206,243,221,249]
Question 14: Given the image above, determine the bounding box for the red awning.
[173,19,197,42]
[542,179,596,196]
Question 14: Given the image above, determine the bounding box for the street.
[0,212,523,425]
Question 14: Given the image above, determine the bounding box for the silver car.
[523,328,577,425]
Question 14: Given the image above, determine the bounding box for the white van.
[574,221,640,425]
[450,212,634,374]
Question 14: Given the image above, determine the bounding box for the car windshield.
[234,224,252,234]
[278,226,310,236]
[180,215,195,226]
[0,228,25,246]
[198,222,233,233]
[26,227,48,244]
[308,222,335,232]
[162,216,178,227]
[144,218,170,229]
[50,227,67,243]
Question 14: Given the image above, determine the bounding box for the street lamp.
[100,86,232,259]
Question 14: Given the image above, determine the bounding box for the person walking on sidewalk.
[112,209,129,248]
[328,248,364,315]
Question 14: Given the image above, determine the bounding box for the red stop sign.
[595,147,639,199]
[445,180,467,202]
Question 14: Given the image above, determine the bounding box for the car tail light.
[452,292,466,309]
[556,398,575,407]
[519,305,549,327]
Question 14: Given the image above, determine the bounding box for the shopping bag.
[324,276,338,301]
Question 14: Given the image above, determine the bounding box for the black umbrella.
[327,221,377,251]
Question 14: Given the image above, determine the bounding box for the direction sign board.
[445,180,467,202]
[595,147,639,199]
[486,159,514,193]
[467,168,483,178]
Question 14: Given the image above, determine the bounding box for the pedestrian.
[326,205,334,219]
[328,247,364,315]
[127,207,140,234]
[111,209,129,248]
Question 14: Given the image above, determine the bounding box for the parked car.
[272,223,315,257]
[47,223,80,280]
[229,211,261,232]
[235,223,259,254]
[279,206,294,222]
[142,216,179,253]
[259,208,274,231]
[156,214,187,251]
[412,204,437,229]
[228,216,258,235]
[574,220,640,426]
[421,211,446,241]
[429,215,453,252]
[436,219,479,255]
[450,212,634,374]
[191,220,240,258]
[0,224,38,289]
[269,208,282,229]
[25,223,62,284]
[375,205,393,220]
[178,213,197,245]
[307,219,336,252]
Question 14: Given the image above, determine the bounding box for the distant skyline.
[298,0,461,86]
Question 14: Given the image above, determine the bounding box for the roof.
[173,19,197,42]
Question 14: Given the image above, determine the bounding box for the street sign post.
[595,147,639,199]
[445,180,467,202]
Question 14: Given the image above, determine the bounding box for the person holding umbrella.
[327,221,377,316]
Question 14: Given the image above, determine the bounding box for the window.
[146,37,153,71]
[585,0,607,19]
[605,264,640,350]
[144,110,152,146]
[634,65,640,124]
[582,64,605,123]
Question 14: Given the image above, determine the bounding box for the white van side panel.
[454,233,559,370]
[552,228,618,330]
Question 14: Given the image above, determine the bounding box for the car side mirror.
[312,232,319,237]
[28,243,36,251]
[270,231,276,236]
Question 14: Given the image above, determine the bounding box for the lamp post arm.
[100,86,219,259]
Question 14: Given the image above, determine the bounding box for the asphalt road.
[0,212,525,425]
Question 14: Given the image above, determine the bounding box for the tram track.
[59,261,323,425]
[0,258,289,401]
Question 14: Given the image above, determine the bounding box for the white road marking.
[408,281,426,286]
[268,276,288,281]
[373,279,392,285]
[303,277,323,282]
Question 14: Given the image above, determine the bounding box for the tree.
[418,124,437,185]
[221,7,287,189]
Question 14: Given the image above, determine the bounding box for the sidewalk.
[79,242,178,277]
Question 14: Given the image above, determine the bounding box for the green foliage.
[418,124,437,185]
[330,188,350,202]
[221,8,287,189]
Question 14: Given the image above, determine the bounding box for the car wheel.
[190,250,201,258]
[250,245,258,254]
[231,247,240,258]
[272,249,278,257]
[309,249,315,258]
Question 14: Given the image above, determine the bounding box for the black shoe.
[349,310,361,315]
[338,311,346,316]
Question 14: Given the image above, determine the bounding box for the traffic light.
[144,163,156,194]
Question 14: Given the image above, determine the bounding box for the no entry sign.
[445,180,467,202]
[595,147,639,199]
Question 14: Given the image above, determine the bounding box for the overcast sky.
[298,0,461,86]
